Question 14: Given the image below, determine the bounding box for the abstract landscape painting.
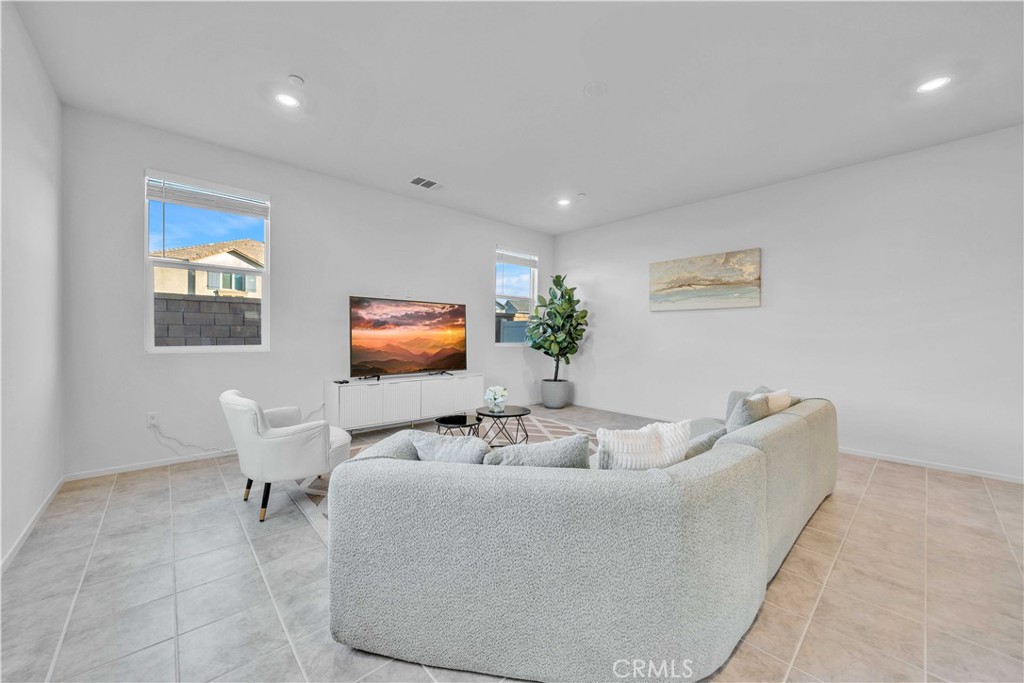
[350,297,467,376]
[649,248,761,311]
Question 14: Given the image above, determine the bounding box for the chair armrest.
[244,420,330,481]
[264,406,302,428]
[262,419,327,440]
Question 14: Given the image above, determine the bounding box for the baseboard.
[4,449,236,571]
[840,446,1023,484]
[2,475,65,573]
[64,448,234,481]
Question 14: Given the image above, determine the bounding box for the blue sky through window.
[495,262,532,298]
[148,201,265,253]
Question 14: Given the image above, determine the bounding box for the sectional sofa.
[327,398,838,682]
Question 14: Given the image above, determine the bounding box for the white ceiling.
[16,1,1023,234]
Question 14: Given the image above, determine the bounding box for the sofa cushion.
[597,420,692,470]
[408,431,490,464]
[351,431,420,461]
[726,394,771,432]
[483,434,589,468]
[686,426,727,459]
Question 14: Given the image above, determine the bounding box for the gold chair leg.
[259,482,271,522]
[243,478,253,501]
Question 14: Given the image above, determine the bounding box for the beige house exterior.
[152,239,264,299]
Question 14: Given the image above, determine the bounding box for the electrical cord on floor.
[150,402,326,455]
[151,423,234,455]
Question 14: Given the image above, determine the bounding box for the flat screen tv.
[349,296,467,377]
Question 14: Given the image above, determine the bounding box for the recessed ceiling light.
[557,198,572,206]
[274,93,300,108]
[916,76,952,94]
[583,81,608,97]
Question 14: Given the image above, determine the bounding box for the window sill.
[146,344,270,354]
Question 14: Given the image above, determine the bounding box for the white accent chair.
[219,389,352,521]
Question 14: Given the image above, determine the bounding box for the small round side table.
[476,405,531,446]
[434,414,483,437]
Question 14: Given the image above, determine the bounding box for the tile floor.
[1,406,1021,683]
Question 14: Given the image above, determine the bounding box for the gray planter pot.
[541,379,571,409]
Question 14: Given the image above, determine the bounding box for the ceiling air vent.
[410,177,445,191]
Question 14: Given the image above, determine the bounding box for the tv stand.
[325,372,484,431]
[427,370,454,376]
[356,375,382,382]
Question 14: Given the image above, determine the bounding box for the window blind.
[146,177,270,219]
[496,248,539,269]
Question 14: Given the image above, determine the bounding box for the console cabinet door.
[420,375,485,415]
[420,380,449,417]
[338,384,384,429]
[422,378,476,416]
[382,381,421,423]
[457,375,484,412]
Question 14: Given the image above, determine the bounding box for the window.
[207,272,257,292]
[145,171,270,351]
[495,248,538,344]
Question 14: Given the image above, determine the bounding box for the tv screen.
[349,296,467,377]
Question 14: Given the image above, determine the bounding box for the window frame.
[144,169,271,353]
[494,247,539,346]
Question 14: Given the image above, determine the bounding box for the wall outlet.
[147,412,160,428]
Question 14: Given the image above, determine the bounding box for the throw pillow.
[408,430,490,464]
[483,434,589,468]
[725,385,773,420]
[650,421,691,465]
[725,390,749,423]
[725,394,771,432]
[596,424,657,470]
[752,388,791,414]
[685,426,727,459]
[596,420,692,470]
[352,430,420,461]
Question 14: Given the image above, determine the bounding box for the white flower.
[484,385,508,402]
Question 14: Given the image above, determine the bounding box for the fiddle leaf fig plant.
[526,274,588,381]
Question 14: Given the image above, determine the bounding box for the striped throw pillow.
[597,420,692,470]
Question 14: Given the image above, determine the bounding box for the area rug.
[297,415,598,518]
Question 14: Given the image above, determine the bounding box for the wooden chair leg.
[243,478,253,501]
[259,482,272,522]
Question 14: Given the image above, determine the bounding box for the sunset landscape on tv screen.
[350,297,467,377]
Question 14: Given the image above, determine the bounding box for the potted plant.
[526,274,588,409]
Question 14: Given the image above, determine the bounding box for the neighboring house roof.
[152,239,264,267]
[496,299,532,314]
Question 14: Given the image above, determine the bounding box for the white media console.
[325,372,485,431]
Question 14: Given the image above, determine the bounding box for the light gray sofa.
[328,398,837,682]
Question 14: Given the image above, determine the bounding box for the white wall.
[556,127,1023,481]
[2,4,65,561]
[61,108,553,476]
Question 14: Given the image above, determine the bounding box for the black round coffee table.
[434,414,482,437]
[475,405,531,446]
